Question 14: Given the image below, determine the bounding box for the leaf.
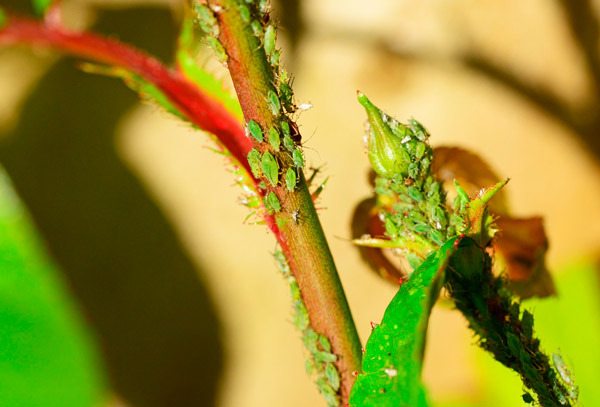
[349,237,459,407]
[0,170,107,406]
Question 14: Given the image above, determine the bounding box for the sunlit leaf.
[350,237,458,407]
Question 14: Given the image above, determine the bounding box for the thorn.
[352,370,359,377]
[370,321,379,330]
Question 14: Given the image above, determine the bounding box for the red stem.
[0,12,288,258]
[0,15,252,173]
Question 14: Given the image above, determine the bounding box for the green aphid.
[261,151,280,186]
[247,119,263,142]
[194,3,219,37]
[268,127,281,150]
[283,135,295,151]
[303,328,319,352]
[279,82,294,112]
[206,37,227,63]
[407,185,423,202]
[414,223,431,235]
[238,4,251,23]
[414,141,427,160]
[251,20,264,40]
[318,335,332,352]
[409,118,428,141]
[270,49,281,67]
[264,25,276,56]
[258,0,269,15]
[285,168,297,191]
[247,148,262,178]
[267,89,281,115]
[293,303,309,330]
[292,149,304,168]
[265,191,281,213]
[325,363,340,392]
[281,120,291,136]
[314,351,337,363]
[429,229,445,245]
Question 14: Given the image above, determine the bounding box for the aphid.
[267,89,281,116]
[279,81,294,112]
[246,148,262,178]
[206,37,227,63]
[194,3,219,37]
[238,4,251,23]
[250,20,264,40]
[267,127,280,150]
[285,168,297,191]
[264,25,276,56]
[258,0,269,15]
[270,49,281,67]
[325,363,340,392]
[247,119,263,142]
[264,191,281,213]
[292,149,304,168]
[261,151,279,186]
[407,186,423,202]
[281,120,291,137]
[283,135,295,152]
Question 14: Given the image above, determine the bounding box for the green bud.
[357,92,410,178]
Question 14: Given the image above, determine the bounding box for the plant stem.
[212,0,362,401]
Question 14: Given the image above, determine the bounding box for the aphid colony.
[274,250,340,407]
[193,0,305,215]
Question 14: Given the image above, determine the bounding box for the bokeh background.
[0,0,599,406]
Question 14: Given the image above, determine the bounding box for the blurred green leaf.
[0,169,107,406]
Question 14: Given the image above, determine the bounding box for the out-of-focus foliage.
[471,260,600,407]
[0,169,107,406]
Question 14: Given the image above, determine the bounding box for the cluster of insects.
[193,0,306,216]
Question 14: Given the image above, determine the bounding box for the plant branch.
[0,13,253,171]
[210,0,362,402]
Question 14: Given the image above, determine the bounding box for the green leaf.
[0,170,106,406]
[350,237,459,407]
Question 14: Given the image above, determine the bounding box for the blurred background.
[0,0,599,406]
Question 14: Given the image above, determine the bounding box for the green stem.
[447,241,573,406]
[211,0,362,402]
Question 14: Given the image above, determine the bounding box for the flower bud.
[357,92,410,178]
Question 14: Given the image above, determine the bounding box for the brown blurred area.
[1,0,600,406]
